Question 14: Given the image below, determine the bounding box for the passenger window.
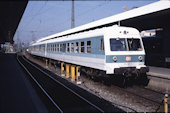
[51,44,53,51]
[57,44,59,52]
[81,41,84,53]
[50,45,51,51]
[62,43,66,52]
[71,43,74,53]
[100,38,104,51]
[87,41,91,53]
[75,42,79,53]
[67,43,70,52]
[54,44,56,52]
[60,44,62,52]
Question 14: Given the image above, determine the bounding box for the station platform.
[147,66,170,79]
[0,52,48,113]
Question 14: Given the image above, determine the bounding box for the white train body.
[28,25,148,75]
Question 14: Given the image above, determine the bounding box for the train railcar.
[28,25,149,86]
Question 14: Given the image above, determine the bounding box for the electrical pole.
[71,0,75,28]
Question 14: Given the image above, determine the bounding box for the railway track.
[20,53,170,112]
[125,86,170,112]
[81,76,169,112]
[81,71,169,108]
[80,69,170,112]
[124,86,166,104]
[17,55,109,113]
[108,84,170,112]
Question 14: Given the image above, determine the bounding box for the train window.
[71,43,74,53]
[86,41,91,53]
[57,44,59,52]
[80,41,84,53]
[110,38,127,51]
[75,42,79,53]
[54,44,56,52]
[49,45,51,51]
[67,43,70,52]
[54,44,55,51]
[55,44,57,52]
[62,43,66,52]
[127,39,142,51]
[60,44,62,52]
[100,38,104,51]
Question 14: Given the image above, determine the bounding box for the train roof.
[31,25,140,46]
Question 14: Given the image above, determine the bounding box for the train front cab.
[104,31,149,81]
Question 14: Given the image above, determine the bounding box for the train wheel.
[140,74,149,86]
[135,74,149,86]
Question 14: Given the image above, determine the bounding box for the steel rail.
[17,55,63,113]
[22,55,104,113]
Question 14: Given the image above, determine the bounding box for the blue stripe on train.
[106,55,145,63]
[47,51,105,59]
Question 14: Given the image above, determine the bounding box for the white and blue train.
[28,25,149,85]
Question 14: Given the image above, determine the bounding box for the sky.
[14,0,158,44]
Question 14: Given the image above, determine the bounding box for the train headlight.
[138,56,143,61]
[113,56,117,62]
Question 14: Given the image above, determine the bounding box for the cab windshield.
[110,38,142,51]
[127,39,142,51]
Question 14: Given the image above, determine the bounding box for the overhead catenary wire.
[23,1,109,32]
[50,1,109,31]
[20,1,112,43]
